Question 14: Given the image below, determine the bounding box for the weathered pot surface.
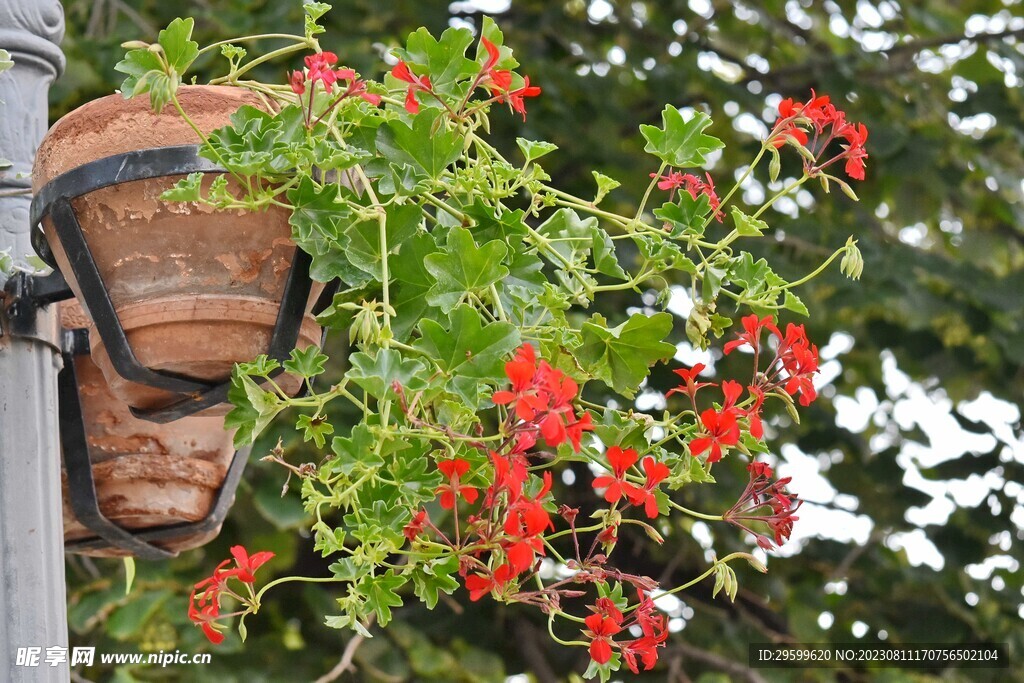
[61,301,238,557]
[34,86,323,410]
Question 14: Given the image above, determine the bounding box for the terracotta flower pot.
[60,301,239,557]
[33,85,322,411]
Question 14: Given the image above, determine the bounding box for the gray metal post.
[0,1,69,681]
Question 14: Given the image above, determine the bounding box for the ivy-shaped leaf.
[376,110,462,178]
[414,305,520,405]
[283,345,328,379]
[397,26,478,96]
[731,206,769,237]
[654,192,711,237]
[410,555,461,610]
[424,227,509,312]
[575,312,676,397]
[390,233,443,341]
[158,17,199,74]
[347,349,428,399]
[354,571,407,628]
[517,137,558,163]
[640,106,724,168]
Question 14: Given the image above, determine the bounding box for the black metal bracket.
[1,269,73,345]
[59,331,251,560]
[29,144,338,423]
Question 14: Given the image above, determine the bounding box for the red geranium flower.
[480,37,513,95]
[391,60,432,114]
[464,563,515,601]
[592,446,641,504]
[689,408,740,463]
[583,613,622,664]
[230,545,275,584]
[631,456,671,519]
[507,76,541,121]
[665,363,713,404]
[435,458,479,509]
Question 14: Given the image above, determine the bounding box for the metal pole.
[0,1,69,681]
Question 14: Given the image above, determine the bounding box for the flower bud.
[840,236,864,280]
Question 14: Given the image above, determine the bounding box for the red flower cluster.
[724,461,801,550]
[189,546,274,644]
[582,589,668,669]
[492,344,594,452]
[460,468,555,601]
[591,446,670,518]
[668,370,762,463]
[290,51,380,105]
[651,169,723,221]
[771,91,869,181]
[724,314,820,407]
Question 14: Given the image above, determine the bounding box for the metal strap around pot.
[59,327,252,559]
[29,145,336,423]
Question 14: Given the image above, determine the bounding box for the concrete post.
[0,1,69,681]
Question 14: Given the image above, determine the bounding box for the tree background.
[52,1,1024,681]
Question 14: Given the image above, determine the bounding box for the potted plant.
[96,5,868,677]
[59,300,239,556]
[33,79,323,411]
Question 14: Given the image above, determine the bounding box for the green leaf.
[329,424,385,476]
[220,43,246,62]
[158,18,199,73]
[654,192,711,237]
[303,1,332,36]
[376,111,462,178]
[296,413,334,448]
[391,233,443,341]
[410,555,461,609]
[576,313,676,397]
[355,571,407,627]
[303,1,332,21]
[731,206,769,237]
[536,208,625,278]
[0,49,13,73]
[783,289,810,316]
[114,48,166,105]
[160,172,204,202]
[347,349,428,399]
[592,171,621,204]
[282,345,328,379]
[398,26,477,96]
[640,106,724,168]
[424,227,509,312]
[224,368,285,447]
[342,203,422,279]
[286,178,364,285]
[517,138,558,163]
[414,305,520,405]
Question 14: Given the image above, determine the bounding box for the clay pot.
[33,86,322,411]
[61,301,238,557]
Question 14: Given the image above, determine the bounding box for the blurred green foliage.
[56,1,1024,681]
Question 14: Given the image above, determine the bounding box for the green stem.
[668,500,723,521]
[704,144,768,231]
[762,245,846,295]
[196,34,310,58]
[254,575,344,604]
[211,42,314,85]
[635,161,667,225]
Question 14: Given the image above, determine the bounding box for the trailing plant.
[118,3,867,678]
